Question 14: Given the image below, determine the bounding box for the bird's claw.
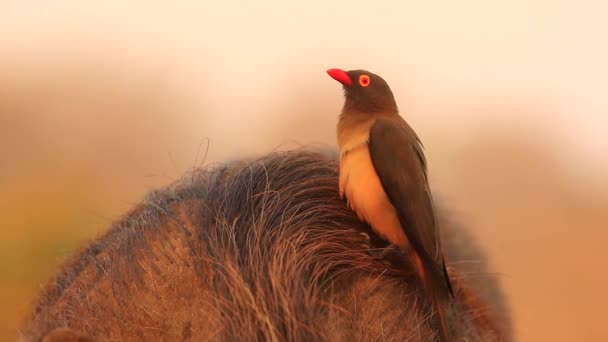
[368,243,401,259]
[359,231,371,248]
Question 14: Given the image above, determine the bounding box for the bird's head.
[327,68,399,115]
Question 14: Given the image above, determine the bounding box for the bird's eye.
[359,75,371,87]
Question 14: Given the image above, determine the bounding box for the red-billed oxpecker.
[327,68,454,342]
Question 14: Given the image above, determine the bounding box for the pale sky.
[1,0,606,184]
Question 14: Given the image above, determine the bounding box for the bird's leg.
[358,231,388,256]
[381,243,401,257]
[367,242,401,259]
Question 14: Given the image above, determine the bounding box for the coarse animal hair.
[20,150,512,341]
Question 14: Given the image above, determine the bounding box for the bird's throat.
[336,113,376,155]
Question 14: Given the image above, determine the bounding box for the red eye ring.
[359,75,371,87]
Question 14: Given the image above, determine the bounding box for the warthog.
[21,150,511,341]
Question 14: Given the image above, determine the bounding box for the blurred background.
[1,1,607,341]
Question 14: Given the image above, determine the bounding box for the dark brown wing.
[368,116,453,296]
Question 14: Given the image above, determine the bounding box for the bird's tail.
[415,256,453,342]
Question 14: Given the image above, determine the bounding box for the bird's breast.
[339,145,409,249]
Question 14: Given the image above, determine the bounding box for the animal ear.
[42,327,94,342]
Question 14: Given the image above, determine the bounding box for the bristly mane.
[20,150,512,342]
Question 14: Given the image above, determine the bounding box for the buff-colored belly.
[339,146,409,249]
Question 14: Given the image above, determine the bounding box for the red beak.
[327,68,352,86]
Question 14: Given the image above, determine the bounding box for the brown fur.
[19,150,512,341]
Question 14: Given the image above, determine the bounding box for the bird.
[327,68,455,341]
